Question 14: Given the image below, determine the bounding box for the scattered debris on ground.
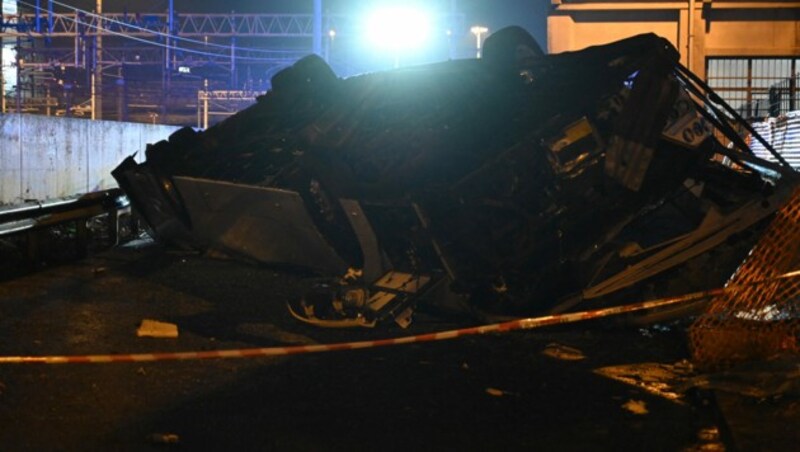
[137,319,179,338]
[485,387,519,397]
[148,433,180,445]
[595,361,693,404]
[622,399,649,415]
[542,343,586,361]
[680,354,800,398]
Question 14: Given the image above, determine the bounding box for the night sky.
[50,0,549,48]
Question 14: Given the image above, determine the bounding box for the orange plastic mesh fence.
[689,187,800,369]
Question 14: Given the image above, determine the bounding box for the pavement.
[0,239,792,451]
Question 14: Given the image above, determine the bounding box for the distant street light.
[470,25,489,59]
[325,29,336,62]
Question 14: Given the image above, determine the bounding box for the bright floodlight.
[365,6,432,51]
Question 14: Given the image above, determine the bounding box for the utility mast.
[93,0,102,119]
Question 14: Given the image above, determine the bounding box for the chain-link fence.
[689,187,800,370]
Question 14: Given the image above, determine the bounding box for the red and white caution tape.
[0,290,716,365]
[2,269,799,364]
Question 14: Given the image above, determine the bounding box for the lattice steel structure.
[5,12,321,37]
[0,1,335,124]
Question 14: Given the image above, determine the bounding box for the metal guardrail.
[0,188,131,262]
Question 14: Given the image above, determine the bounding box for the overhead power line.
[16,0,309,63]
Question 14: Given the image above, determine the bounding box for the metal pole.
[448,0,457,59]
[116,65,123,121]
[313,0,322,56]
[0,32,4,113]
[48,0,54,34]
[94,0,102,120]
[471,27,488,59]
[15,36,20,114]
[81,30,87,71]
[687,0,694,72]
[18,97,22,202]
[64,83,71,118]
[74,27,79,67]
[791,61,797,112]
[230,37,236,89]
[323,10,331,63]
[163,0,173,124]
[203,79,209,129]
[90,72,95,120]
[35,0,41,33]
[166,0,173,70]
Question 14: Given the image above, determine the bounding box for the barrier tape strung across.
[2,270,800,365]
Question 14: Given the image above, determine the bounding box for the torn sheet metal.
[112,26,799,323]
[173,176,347,274]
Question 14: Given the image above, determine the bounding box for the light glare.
[365,6,431,51]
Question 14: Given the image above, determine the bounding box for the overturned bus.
[113,27,798,327]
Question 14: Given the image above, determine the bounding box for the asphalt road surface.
[0,239,762,451]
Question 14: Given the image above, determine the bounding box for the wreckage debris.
[485,387,519,397]
[595,361,693,404]
[148,433,180,445]
[287,270,431,328]
[137,319,179,338]
[622,399,649,415]
[113,26,799,327]
[679,354,800,398]
[542,343,586,361]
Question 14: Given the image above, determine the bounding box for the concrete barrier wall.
[0,113,179,204]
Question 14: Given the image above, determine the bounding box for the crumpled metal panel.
[173,176,348,274]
